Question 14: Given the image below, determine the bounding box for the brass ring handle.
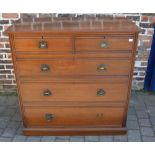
[45,113,54,121]
[96,89,106,96]
[43,89,52,96]
[97,64,107,71]
[100,41,109,48]
[39,40,48,49]
[41,64,50,71]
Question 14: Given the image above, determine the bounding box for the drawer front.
[14,37,72,52]
[75,36,134,51]
[20,82,128,102]
[23,107,124,127]
[16,59,131,77]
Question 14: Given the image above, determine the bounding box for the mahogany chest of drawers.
[6,17,140,135]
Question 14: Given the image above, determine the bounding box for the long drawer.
[20,81,128,102]
[16,59,131,77]
[14,37,72,52]
[75,36,134,51]
[23,106,125,127]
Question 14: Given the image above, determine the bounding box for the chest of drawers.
[6,17,140,135]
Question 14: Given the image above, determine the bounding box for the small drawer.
[20,80,128,102]
[14,37,72,52]
[75,36,134,52]
[23,106,124,127]
[16,59,131,77]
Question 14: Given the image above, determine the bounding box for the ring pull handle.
[100,41,109,48]
[41,64,50,71]
[45,113,54,121]
[97,64,107,71]
[43,89,52,96]
[96,89,106,96]
[39,40,48,49]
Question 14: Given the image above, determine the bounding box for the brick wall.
[0,13,155,92]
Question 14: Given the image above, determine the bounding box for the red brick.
[0,80,13,84]
[0,54,3,59]
[143,41,152,47]
[149,16,155,23]
[96,14,113,19]
[8,54,12,59]
[0,20,9,24]
[133,72,138,76]
[7,75,15,79]
[141,16,148,22]
[12,70,15,74]
[0,49,11,53]
[147,29,154,35]
[140,29,146,34]
[6,65,13,69]
[39,13,56,18]
[0,43,4,48]
[0,38,9,42]
[20,13,38,18]
[135,77,144,81]
[139,72,146,76]
[5,43,10,48]
[0,65,4,69]
[126,15,140,21]
[0,70,11,74]
[1,32,8,37]
[2,13,18,18]
[52,16,72,21]
[0,75,6,79]
[35,17,52,22]
[115,15,126,19]
[138,35,152,41]
[141,62,148,66]
[3,84,16,89]
[3,25,10,31]
[140,22,154,28]
[142,13,155,16]
[0,60,12,63]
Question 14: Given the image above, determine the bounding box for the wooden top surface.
[6,16,140,34]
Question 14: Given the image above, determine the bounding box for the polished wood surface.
[6,17,140,135]
[23,107,124,127]
[15,52,132,59]
[75,36,134,51]
[20,80,128,102]
[16,58,131,77]
[14,37,72,52]
[23,127,127,136]
[6,17,140,33]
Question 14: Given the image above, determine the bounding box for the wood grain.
[14,37,72,52]
[5,17,140,33]
[20,81,128,102]
[6,17,140,135]
[75,36,134,51]
[16,58,131,77]
[23,106,124,127]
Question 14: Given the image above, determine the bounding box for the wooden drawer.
[16,59,131,77]
[75,36,134,52]
[23,106,124,127]
[20,81,128,102]
[14,37,72,52]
